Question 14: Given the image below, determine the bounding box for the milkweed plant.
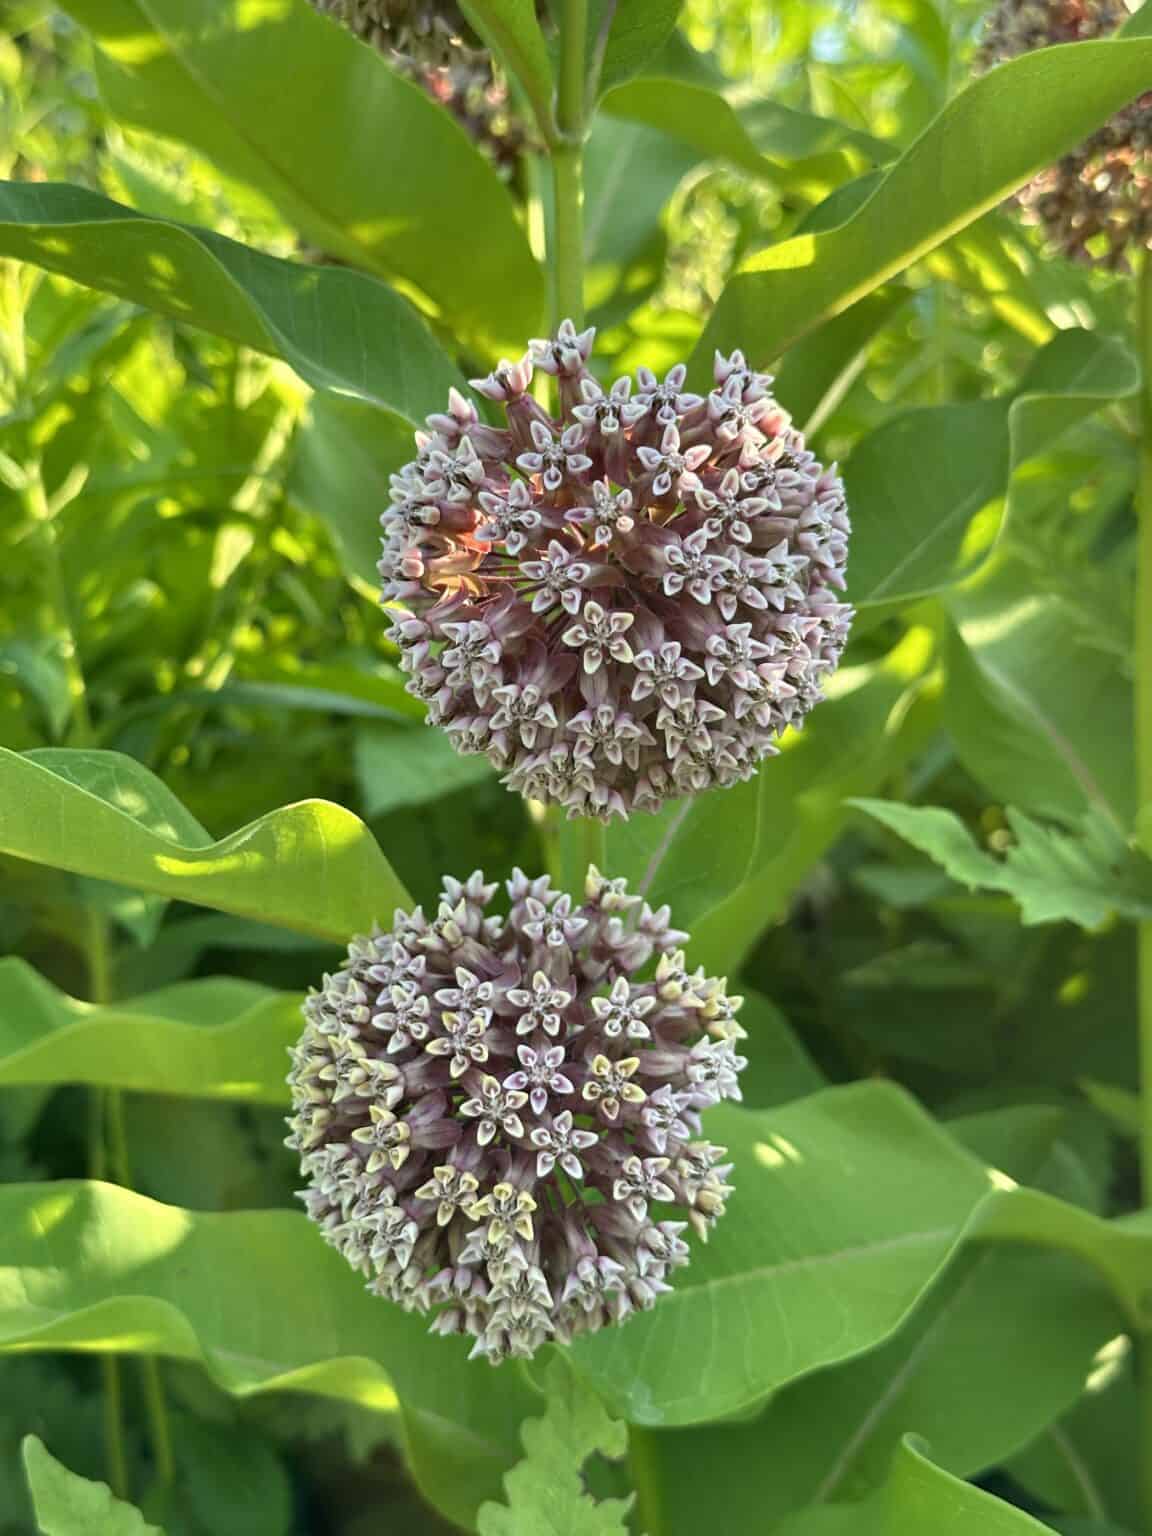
[2,0,1152,1533]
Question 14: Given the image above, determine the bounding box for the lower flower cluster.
[286,868,746,1362]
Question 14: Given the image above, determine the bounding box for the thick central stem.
[1137,251,1152,1536]
[551,0,587,329]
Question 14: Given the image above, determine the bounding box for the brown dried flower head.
[976,0,1152,269]
[286,868,745,1363]
[308,0,529,171]
[379,322,853,820]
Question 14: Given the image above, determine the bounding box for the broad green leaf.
[583,117,698,311]
[738,989,825,1109]
[690,38,1152,373]
[0,958,297,1103]
[602,78,887,188]
[852,801,1152,929]
[355,723,494,818]
[644,1107,1121,1529]
[0,748,410,940]
[0,182,462,420]
[685,630,937,976]
[22,1437,161,1536]
[476,1356,632,1536]
[1009,1352,1140,1532]
[458,0,553,139]
[289,392,415,591]
[773,289,910,436]
[0,1182,536,1528]
[62,0,543,353]
[593,1,683,96]
[568,1081,1000,1426]
[944,556,1134,827]
[846,331,1139,606]
[772,1437,1056,1534]
[601,633,933,960]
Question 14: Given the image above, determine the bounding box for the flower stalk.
[1137,248,1152,1536]
[550,0,587,329]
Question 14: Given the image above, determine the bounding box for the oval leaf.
[0,182,462,420]
[0,748,410,940]
[0,1182,536,1528]
[568,1081,996,1425]
[0,959,297,1103]
[62,0,543,353]
[22,1437,161,1536]
[691,38,1152,372]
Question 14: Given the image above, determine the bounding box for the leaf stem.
[1138,249,1152,1536]
[551,0,587,328]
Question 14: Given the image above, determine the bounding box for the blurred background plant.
[0,0,1150,1532]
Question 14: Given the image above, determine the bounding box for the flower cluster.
[286,868,745,1363]
[309,0,529,172]
[976,0,1152,269]
[378,322,852,819]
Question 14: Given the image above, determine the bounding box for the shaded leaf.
[592,1,684,95]
[772,1436,1056,1534]
[62,0,543,352]
[0,182,462,420]
[355,723,494,818]
[847,331,1139,606]
[944,557,1134,827]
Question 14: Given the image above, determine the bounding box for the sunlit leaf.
[61,0,544,353]
[0,958,297,1103]
[0,748,410,939]
[691,38,1152,372]
[0,1182,536,1529]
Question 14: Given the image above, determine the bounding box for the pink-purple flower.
[287,866,745,1362]
[378,321,853,819]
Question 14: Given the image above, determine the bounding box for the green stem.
[23,459,93,747]
[583,815,606,877]
[83,913,129,1499]
[551,0,587,328]
[84,911,175,1504]
[100,1358,130,1502]
[1138,251,1152,1536]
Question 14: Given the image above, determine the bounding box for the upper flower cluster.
[286,867,745,1363]
[977,0,1152,269]
[379,322,853,819]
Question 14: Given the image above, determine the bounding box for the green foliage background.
[0,0,1150,1531]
